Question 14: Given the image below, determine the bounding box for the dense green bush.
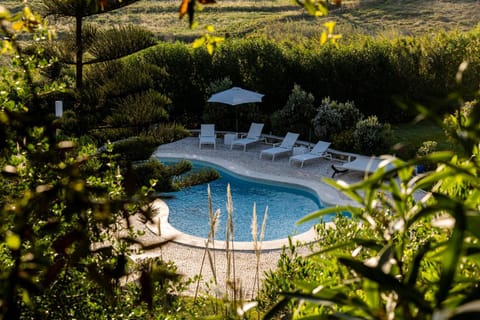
[104,89,170,135]
[270,84,316,139]
[312,97,363,150]
[313,97,363,138]
[97,124,190,163]
[353,115,392,155]
[211,38,291,115]
[112,136,158,162]
[142,43,208,126]
[132,159,219,192]
[144,123,191,145]
[257,239,325,319]
[137,29,480,127]
[416,140,438,172]
[80,58,167,135]
[174,167,220,189]
[132,158,176,191]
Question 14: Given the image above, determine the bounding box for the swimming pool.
[158,158,330,241]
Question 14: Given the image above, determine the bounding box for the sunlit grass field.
[5,0,480,43]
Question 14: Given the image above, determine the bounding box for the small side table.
[224,133,238,146]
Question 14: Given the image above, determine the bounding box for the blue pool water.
[159,158,328,241]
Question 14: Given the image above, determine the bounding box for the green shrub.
[141,123,191,145]
[92,127,136,143]
[312,97,363,150]
[331,129,356,152]
[353,115,392,155]
[135,31,480,127]
[270,84,316,139]
[104,89,170,135]
[416,140,438,158]
[113,136,158,162]
[132,159,219,192]
[102,124,190,165]
[416,140,438,171]
[142,43,208,127]
[174,167,220,189]
[211,38,291,116]
[132,158,185,192]
[443,100,476,143]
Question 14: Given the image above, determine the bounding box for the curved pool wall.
[149,152,352,251]
[159,158,324,241]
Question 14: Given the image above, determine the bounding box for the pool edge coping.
[146,152,357,251]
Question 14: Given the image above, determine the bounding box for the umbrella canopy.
[207,86,264,105]
[207,87,264,131]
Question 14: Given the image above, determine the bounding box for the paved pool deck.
[128,136,368,298]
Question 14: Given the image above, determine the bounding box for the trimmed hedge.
[138,27,480,127]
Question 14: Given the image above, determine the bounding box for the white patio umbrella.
[207,86,264,132]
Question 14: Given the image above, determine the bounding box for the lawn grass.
[5,0,480,43]
[391,119,462,156]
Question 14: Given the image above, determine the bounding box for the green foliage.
[19,257,192,320]
[0,4,192,319]
[416,141,438,158]
[312,97,363,150]
[353,115,392,155]
[112,136,158,162]
[88,25,157,62]
[135,29,480,127]
[270,84,316,139]
[77,57,169,136]
[257,239,324,319]
[264,84,480,318]
[174,167,220,189]
[94,123,190,158]
[206,77,233,96]
[142,43,208,126]
[416,141,438,172]
[104,89,170,134]
[443,100,476,144]
[131,157,219,192]
[143,123,191,145]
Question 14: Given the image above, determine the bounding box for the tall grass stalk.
[194,185,220,303]
[251,204,268,299]
[207,184,218,274]
[225,183,237,303]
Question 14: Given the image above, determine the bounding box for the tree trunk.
[75,14,83,90]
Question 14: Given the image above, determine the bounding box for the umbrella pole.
[235,108,239,132]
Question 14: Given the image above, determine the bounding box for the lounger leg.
[331,164,348,178]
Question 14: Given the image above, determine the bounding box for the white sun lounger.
[260,132,300,161]
[231,122,264,151]
[198,124,216,149]
[289,140,332,168]
[331,155,396,178]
